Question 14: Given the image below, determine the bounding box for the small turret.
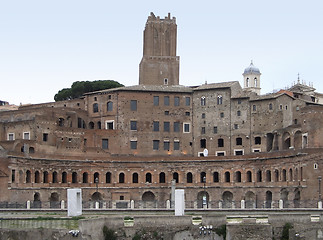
[243,61,261,95]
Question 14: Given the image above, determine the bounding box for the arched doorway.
[142,191,156,208]
[91,192,103,201]
[245,191,256,208]
[197,191,209,208]
[33,192,41,208]
[280,188,289,208]
[265,191,272,208]
[222,191,233,208]
[282,132,291,150]
[294,188,300,208]
[49,192,60,208]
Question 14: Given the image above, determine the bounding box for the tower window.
[164,78,168,85]
[254,78,257,87]
[201,96,206,106]
[217,95,223,105]
[130,100,137,111]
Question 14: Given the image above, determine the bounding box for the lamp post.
[95,177,99,193]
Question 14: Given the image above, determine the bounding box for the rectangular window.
[8,133,15,141]
[174,141,180,150]
[130,121,137,130]
[164,111,169,115]
[153,121,159,131]
[185,97,190,106]
[164,122,170,132]
[185,112,190,116]
[202,113,205,119]
[153,140,159,150]
[234,150,244,155]
[213,126,218,134]
[130,141,137,149]
[201,127,205,134]
[174,97,180,106]
[183,123,190,133]
[234,124,238,129]
[130,100,137,111]
[11,169,15,183]
[164,96,169,106]
[153,96,159,106]
[164,141,170,151]
[102,139,108,149]
[43,133,48,142]
[174,122,180,132]
[238,99,242,104]
[23,132,30,140]
[106,120,114,130]
[253,105,256,111]
[220,112,224,118]
[218,138,224,147]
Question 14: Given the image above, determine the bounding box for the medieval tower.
[139,12,180,86]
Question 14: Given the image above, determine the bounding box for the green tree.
[54,80,124,101]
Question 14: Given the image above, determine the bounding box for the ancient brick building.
[0,13,323,209]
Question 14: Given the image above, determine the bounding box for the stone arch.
[49,192,60,208]
[43,171,49,183]
[145,172,152,183]
[280,188,289,208]
[294,188,301,208]
[132,172,139,183]
[187,172,193,183]
[294,130,302,149]
[106,172,111,183]
[282,132,291,150]
[246,171,252,182]
[33,192,41,208]
[265,191,272,208]
[142,191,155,201]
[52,171,58,183]
[159,172,166,183]
[119,172,125,183]
[26,170,31,183]
[224,171,230,182]
[34,171,40,183]
[173,172,179,183]
[91,192,103,201]
[197,191,209,208]
[245,191,256,208]
[72,172,78,183]
[222,191,233,208]
[62,171,67,183]
[89,121,95,129]
[83,172,88,183]
[235,171,241,182]
[266,170,271,182]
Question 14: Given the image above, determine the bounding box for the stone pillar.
[130,200,135,209]
[95,201,99,209]
[175,189,185,216]
[219,201,222,209]
[171,179,176,208]
[61,200,65,210]
[279,199,284,209]
[241,200,245,209]
[26,200,30,209]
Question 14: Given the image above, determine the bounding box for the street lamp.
[95,177,99,193]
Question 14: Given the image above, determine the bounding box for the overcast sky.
[1,0,323,105]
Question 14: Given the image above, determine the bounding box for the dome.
[243,61,260,74]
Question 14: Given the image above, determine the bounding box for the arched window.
[119,173,125,183]
[97,121,101,129]
[72,172,78,183]
[266,170,271,182]
[62,172,67,183]
[93,103,99,113]
[246,171,252,182]
[94,172,99,183]
[225,171,230,182]
[246,78,249,87]
[201,96,206,106]
[146,173,152,183]
[187,172,193,183]
[217,95,223,105]
[213,172,219,182]
[289,169,293,181]
[282,169,287,181]
[200,172,206,183]
[235,171,241,182]
[35,171,40,183]
[107,101,113,111]
[132,173,138,183]
[254,78,257,87]
[159,172,166,183]
[106,172,111,183]
[83,172,88,183]
[274,169,279,182]
[89,122,94,129]
[257,170,262,182]
[26,170,31,183]
[173,172,179,183]
[43,171,48,183]
[52,171,58,183]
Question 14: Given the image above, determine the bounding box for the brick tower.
[139,12,180,86]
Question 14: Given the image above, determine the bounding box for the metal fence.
[0,199,320,210]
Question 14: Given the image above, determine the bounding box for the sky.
[1,0,323,105]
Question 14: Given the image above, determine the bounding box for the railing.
[0,200,321,210]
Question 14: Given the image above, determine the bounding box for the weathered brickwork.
[0,13,323,207]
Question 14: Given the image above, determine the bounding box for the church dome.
[243,61,260,74]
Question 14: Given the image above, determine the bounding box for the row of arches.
[19,166,303,185]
